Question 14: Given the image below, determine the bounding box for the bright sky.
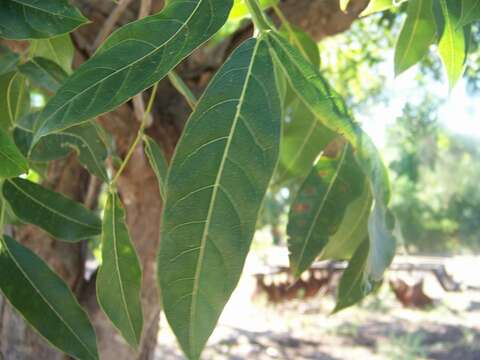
[359,56,480,149]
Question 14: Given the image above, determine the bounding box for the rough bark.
[0,0,370,359]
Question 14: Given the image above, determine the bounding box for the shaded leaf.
[33,0,234,142]
[2,72,30,128]
[275,99,335,185]
[3,177,101,241]
[0,127,29,178]
[460,0,480,26]
[438,0,469,89]
[97,192,143,348]
[30,35,75,73]
[0,45,19,75]
[287,144,366,276]
[158,38,281,360]
[333,239,380,313]
[267,31,395,282]
[0,0,88,40]
[394,0,436,75]
[144,135,168,200]
[0,235,98,360]
[18,57,67,93]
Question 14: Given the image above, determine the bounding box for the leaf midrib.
[397,0,424,70]
[1,237,96,359]
[187,39,261,355]
[37,0,204,135]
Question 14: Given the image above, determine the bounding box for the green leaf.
[267,31,396,282]
[394,0,436,76]
[275,99,335,185]
[3,177,101,241]
[438,0,469,89]
[333,239,379,313]
[320,182,372,260]
[0,0,88,40]
[0,235,98,360]
[460,0,480,26]
[97,192,143,348]
[0,127,29,178]
[33,0,234,142]
[144,135,168,200]
[2,72,30,128]
[287,144,366,277]
[281,25,320,68]
[30,35,75,74]
[158,38,281,360]
[18,57,67,93]
[14,113,109,181]
[360,0,397,16]
[0,45,20,75]
[229,0,278,21]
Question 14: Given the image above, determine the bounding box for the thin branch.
[92,0,135,51]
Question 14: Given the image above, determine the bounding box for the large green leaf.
[33,0,234,142]
[0,127,29,178]
[276,99,335,185]
[460,0,480,26]
[0,0,88,40]
[30,35,75,73]
[267,31,396,282]
[438,0,469,89]
[0,45,19,75]
[3,177,101,241]
[144,135,168,200]
[159,38,281,360]
[287,144,366,276]
[0,235,98,360]
[18,57,67,93]
[394,0,436,76]
[97,192,143,348]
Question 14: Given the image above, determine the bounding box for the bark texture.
[0,0,369,359]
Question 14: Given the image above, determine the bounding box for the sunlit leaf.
[97,192,143,348]
[0,235,98,360]
[30,35,75,73]
[3,177,101,241]
[0,45,19,75]
[228,0,278,21]
[459,0,480,26]
[287,144,366,276]
[438,0,469,89]
[158,38,281,360]
[0,127,28,178]
[394,0,436,76]
[33,0,234,142]
[18,57,67,93]
[144,135,168,200]
[0,0,88,40]
[360,0,398,16]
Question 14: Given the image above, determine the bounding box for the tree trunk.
[0,0,370,359]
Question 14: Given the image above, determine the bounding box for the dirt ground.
[155,252,480,360]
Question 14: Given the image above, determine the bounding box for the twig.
[92,0,135,51]
[112,82,159,185]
